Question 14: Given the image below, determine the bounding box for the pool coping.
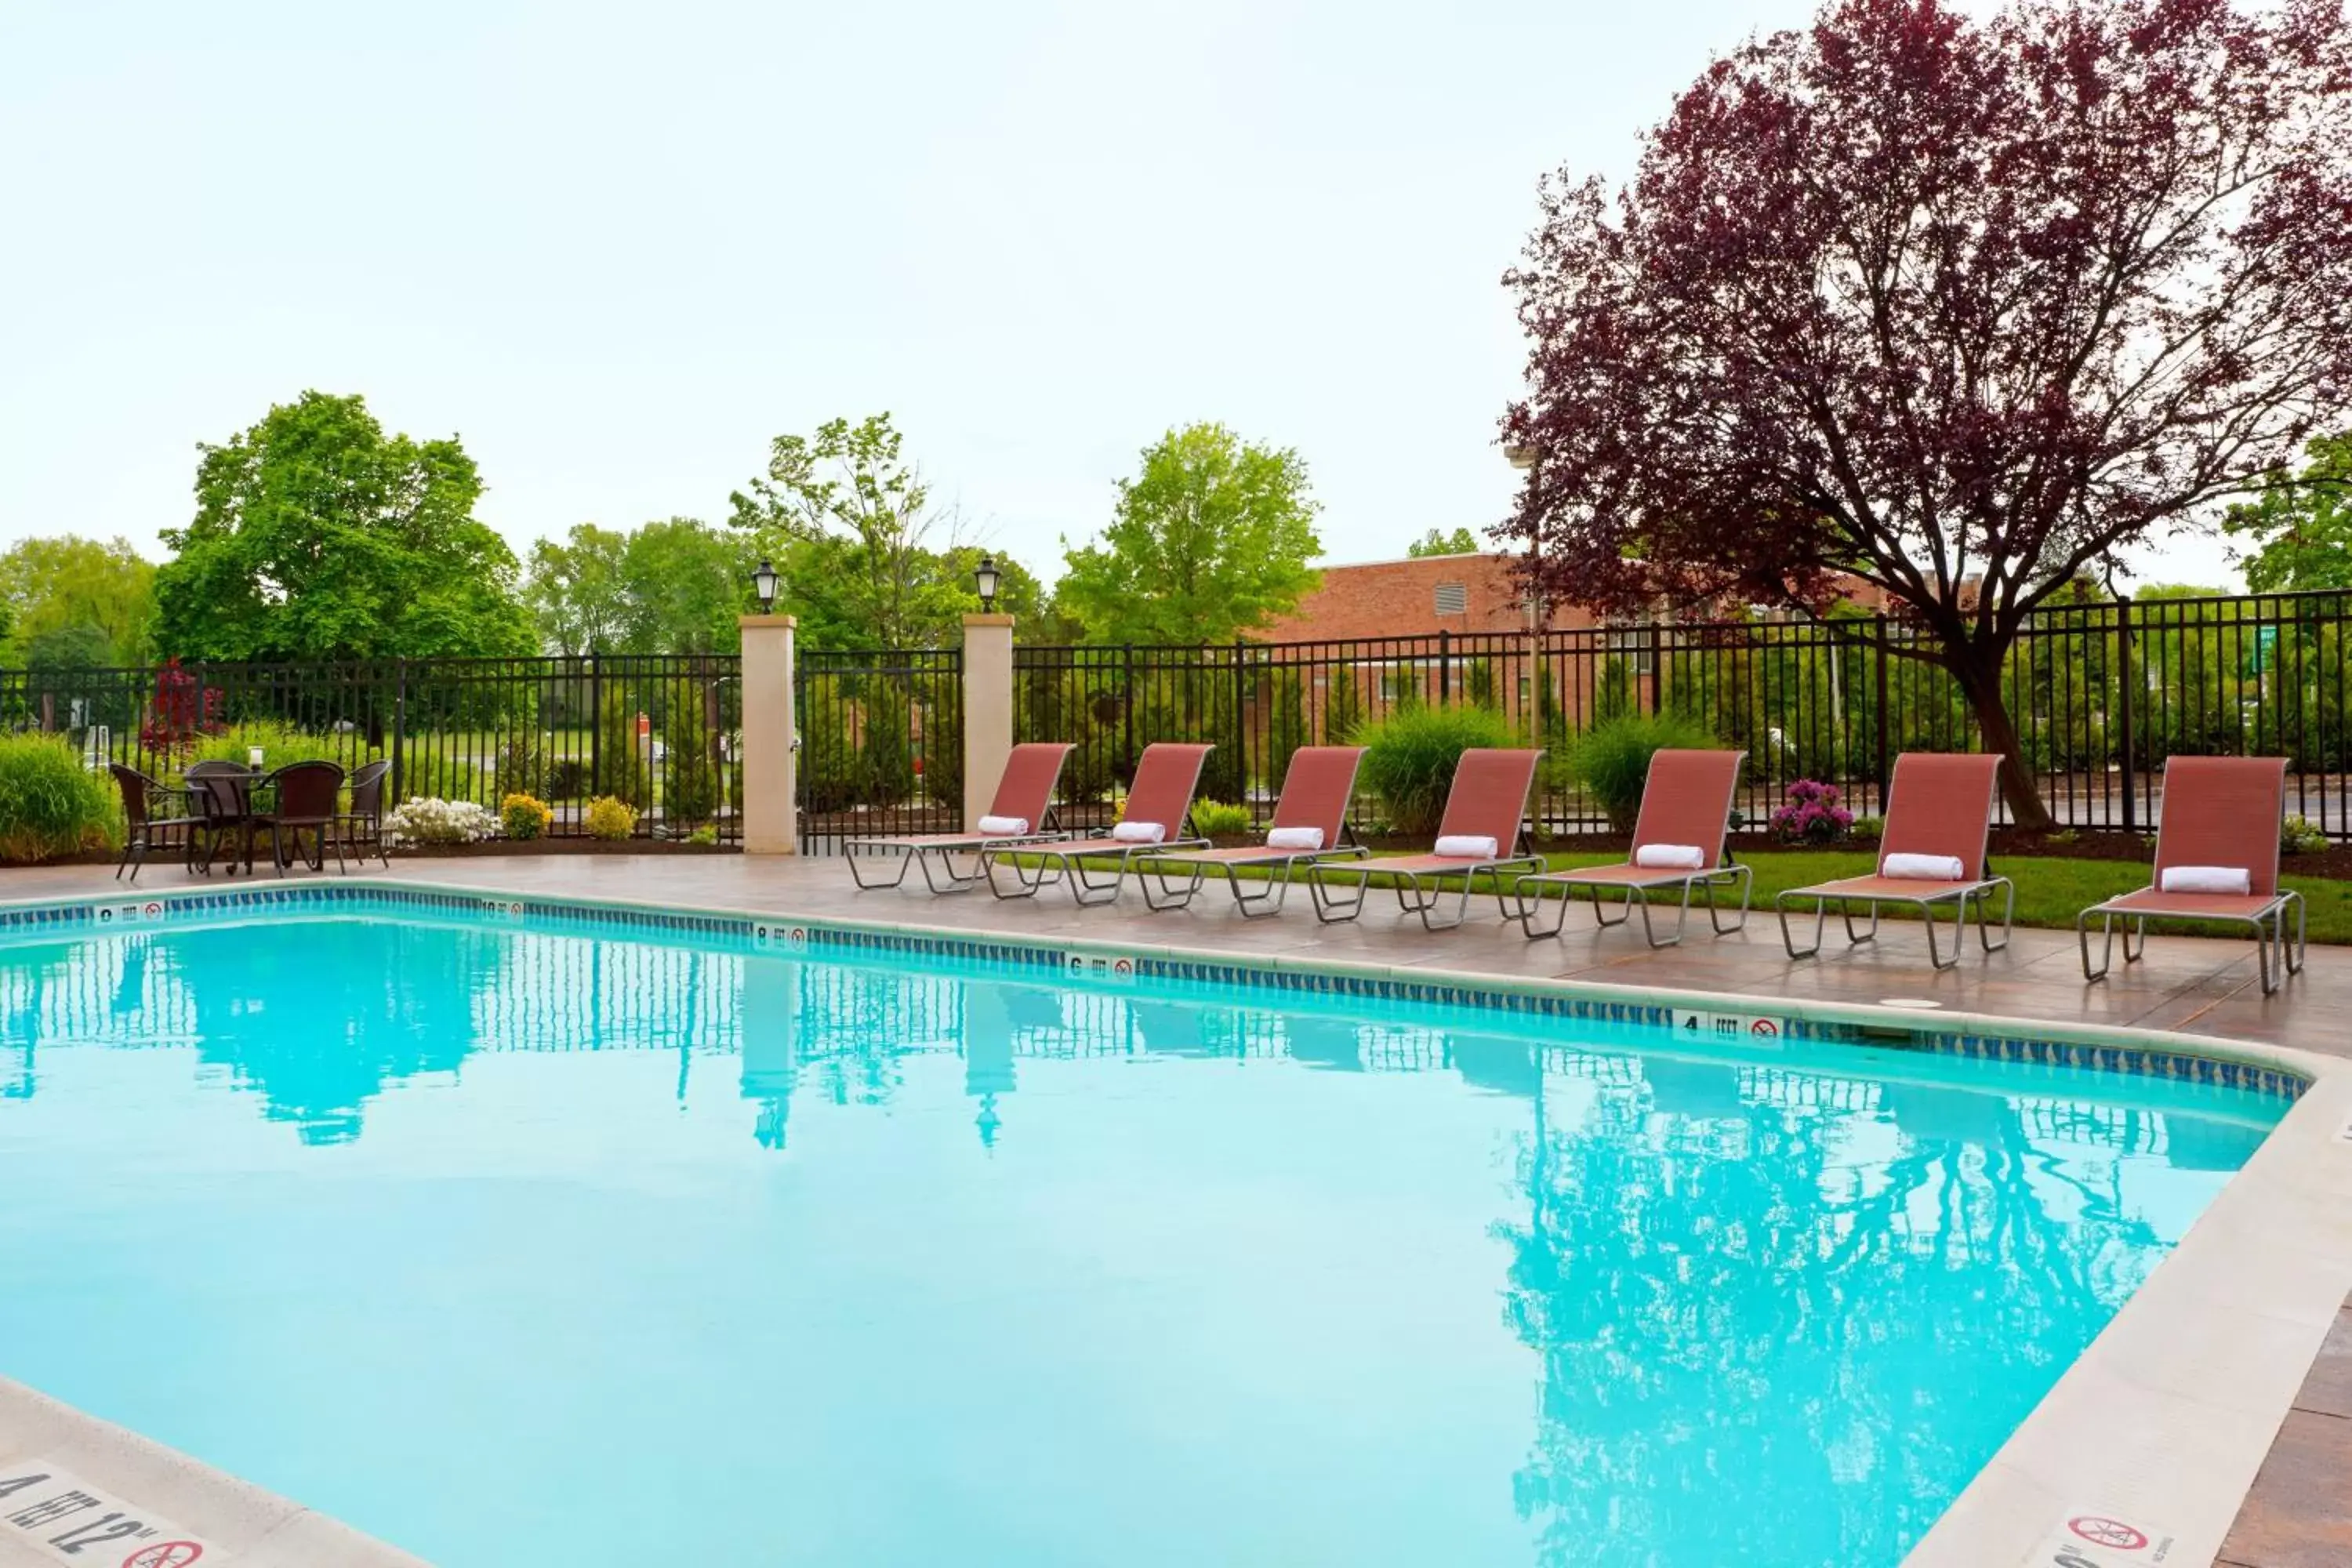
[3,874,2348,1568]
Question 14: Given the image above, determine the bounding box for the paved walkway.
[5,850,2348,1566]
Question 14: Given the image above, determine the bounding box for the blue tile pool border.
[0,880,2312,1107]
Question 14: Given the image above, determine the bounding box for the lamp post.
[752,558,779,613]
[974,554,1000,614]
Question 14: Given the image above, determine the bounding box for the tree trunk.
[1948,647,2054,832]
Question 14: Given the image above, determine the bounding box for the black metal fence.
[0,655,746,840]
[1011,588,2352,840]
[794,647,964,853]
[9,588,2347,852]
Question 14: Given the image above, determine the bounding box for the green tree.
[1058,423,1322,645]
[619,518,750,653]
[0,535,157,666]
[522,524,632,655]
[729,413,995,648]
[154,391,534,662]
[2223,432,2352,591]
[1407,525,1481,557]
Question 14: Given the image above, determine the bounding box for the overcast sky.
[0,0,2243,588]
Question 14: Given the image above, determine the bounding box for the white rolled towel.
[1109,820,1165,844]
[976,815,1030,837]
[2159,864,2251,895]
[1633,843,1707,870]
[1882,852,1966,881]
[1265,826,1324,851]
[1433,834,1499,860]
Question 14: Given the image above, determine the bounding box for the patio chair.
[982,742,1214,906]
[1134,746,1370,916]
[256,760,347,874]
[337,759,393,868]
[1509,748,1752,946]
[108,764,202,884]
[845,742,1073,892]
[1306,748,1544,931]
[184,759,260,874]
[1775,752,2013,970]
[2078,756,2304,995]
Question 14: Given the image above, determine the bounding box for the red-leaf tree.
[1501,0,2352,827]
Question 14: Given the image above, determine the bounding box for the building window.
[1434,582,1468,616]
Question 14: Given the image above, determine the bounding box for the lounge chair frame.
[1513,859,1755,947]
[1777,877,2016,971]
[2078,891,2307,996]
[1307,848,1545,932]
[847,826,1070,893]
[984,834,1212,906]
[1136,844,1374,917]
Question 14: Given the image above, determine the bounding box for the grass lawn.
[1504,848,2350,945]
[1036,844,2350,946]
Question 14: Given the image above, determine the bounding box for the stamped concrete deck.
[5,849,2350,1567]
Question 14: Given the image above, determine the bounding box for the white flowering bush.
[383,797,500,848]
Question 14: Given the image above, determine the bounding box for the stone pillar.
[962,612,1014,832]
[739,614,797,854]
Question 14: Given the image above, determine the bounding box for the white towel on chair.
[2159,864,2251,895]
[1265,826,1323,851]
[1109,821,1165,844]
[976,815,1029,837]
[1882,852,1965,882]
[1633,843,1706,870]
[1433,834,1498,860]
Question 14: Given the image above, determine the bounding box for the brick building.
[1238,550,1893,738]
[1253,551,1594,643]
[1254,550,1892,644]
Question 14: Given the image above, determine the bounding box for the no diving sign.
[2030,1507,2176,1567]
[1669,1007,1785,1043]
[0,1460,225,1566]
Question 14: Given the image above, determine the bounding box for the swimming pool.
[0,894,2295,1567]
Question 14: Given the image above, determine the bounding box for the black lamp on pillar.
[975,554,1001,614]
[752,558,779,614]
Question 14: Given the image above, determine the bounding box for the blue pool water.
[0,912,2285,1567]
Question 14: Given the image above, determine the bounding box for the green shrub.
[0,735,120,862]
[492,732,546,801]
[1356,705,1524,838]
[1191,800,1250,838]
[546,756,590,800]
[1851,815,1887,844]
[597,688,652,808]
[185,720,354,775]
[660,695,721,826]
[1569,713,1722,833]
[584,794,637,840]
[2283,815,2329,855]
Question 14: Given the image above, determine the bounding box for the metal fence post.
[1873,617,1892,808]
[2116,597,2136,833]
[1230,638,1247,800]
[588,652,603,799]
[390,659,408,802]
[1438,629,1451,706]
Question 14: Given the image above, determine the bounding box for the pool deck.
[4,851,2350,1567]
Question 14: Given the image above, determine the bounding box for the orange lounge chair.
[1307,748,1544,931]
[1134,746,1370,916]
[982,742,1213,906]
[1510,749,1752,946]
[846,742,1072,892]
[2078,756,2305,995]
[1776,753,2015,969]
